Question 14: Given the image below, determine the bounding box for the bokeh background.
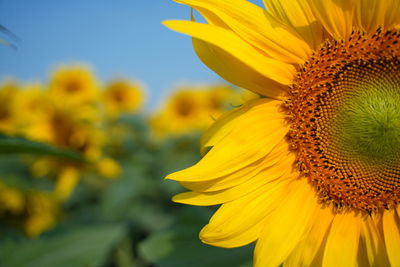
[0,1,261,266]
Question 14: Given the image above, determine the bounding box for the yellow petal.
[200,98,259,154]
[264,0,326,50]
[192,38,286,99]
[180,140,292,193]
[384,0,400,29]
[308,0,356,40]
[180,157,271,192]
[163,20,295,86]
[55,167,80,200]
[354,0,387,32]
[383,209,400,266]
[96,158,121,179]
[176,0,311,64]
[358,216,390,267]
[174,154,295,205]
[322,212,361,267]
[254,178,318,267]
[200,179,291,248]
[284,206,334,267]
[200,214,265,248]
[166,99,288,182]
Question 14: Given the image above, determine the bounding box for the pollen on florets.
[285,28,400,213]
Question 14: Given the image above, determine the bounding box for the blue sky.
[0,0,263,108]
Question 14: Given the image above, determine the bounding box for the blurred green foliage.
[0,64,257,266]
[0,115,253,267]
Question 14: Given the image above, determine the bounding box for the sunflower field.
[0,65,257,267]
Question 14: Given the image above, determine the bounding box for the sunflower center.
[338,75,400,161]
[286,29,400,212]
[176,99,194,117]
[65,80,81,93]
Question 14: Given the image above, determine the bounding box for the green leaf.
[0,224,125,267]
[139,228,253,267]
[0,135,84,162]
[138,207,253,267]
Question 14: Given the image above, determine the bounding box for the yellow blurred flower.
[24,191,59,237]
[103,79,144,117]
[34,129,104,199]
[0,64,128,203]
[0,182,25,214]
[48,65,99,105]
[16,83,54,139]
[0,181,59,237]
[54,166,80,201]
[51,120,103,160]
[150,89,208,137]
[31,159,89,201]
[96,158,121,179]
[0,80,21,134]
[26,100,105,199]
[151,85,242,138]
[27,101,103,156]
[166,88,209,125]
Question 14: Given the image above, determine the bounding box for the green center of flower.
[338,78,400,162]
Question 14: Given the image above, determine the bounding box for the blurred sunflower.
[28,101,106,200]
[102,79,144,118]
[0,182,25,215]
[16,83,53,139]
[0,80,20,134]
[0,181,59,237]
[165,0,400,266]
[48,65,99,105]
[150,88,211,137]
[24,190,59,237]
[151,85,240,138]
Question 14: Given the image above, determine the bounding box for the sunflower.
[24,190,59,237]
[150,88,212,137]
[102,79,144,117]
[16,83,53,140]
[0,182,25,215]
[48,65,99,105]
[0,181,59,237]
[165,0,400,266]
[28,101,105,200]
[151,85,241,138]
[0,80,20,135]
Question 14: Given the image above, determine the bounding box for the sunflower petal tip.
[165,170,191,181]
[171,194,180,203]
[161,20,184,31]
[161,20,177,30]
[172,192,197,204]
[199,226,221,246]
[164,173,176,180]
[161,20,172,27]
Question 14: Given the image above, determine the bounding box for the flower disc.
[287,29,400,212]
